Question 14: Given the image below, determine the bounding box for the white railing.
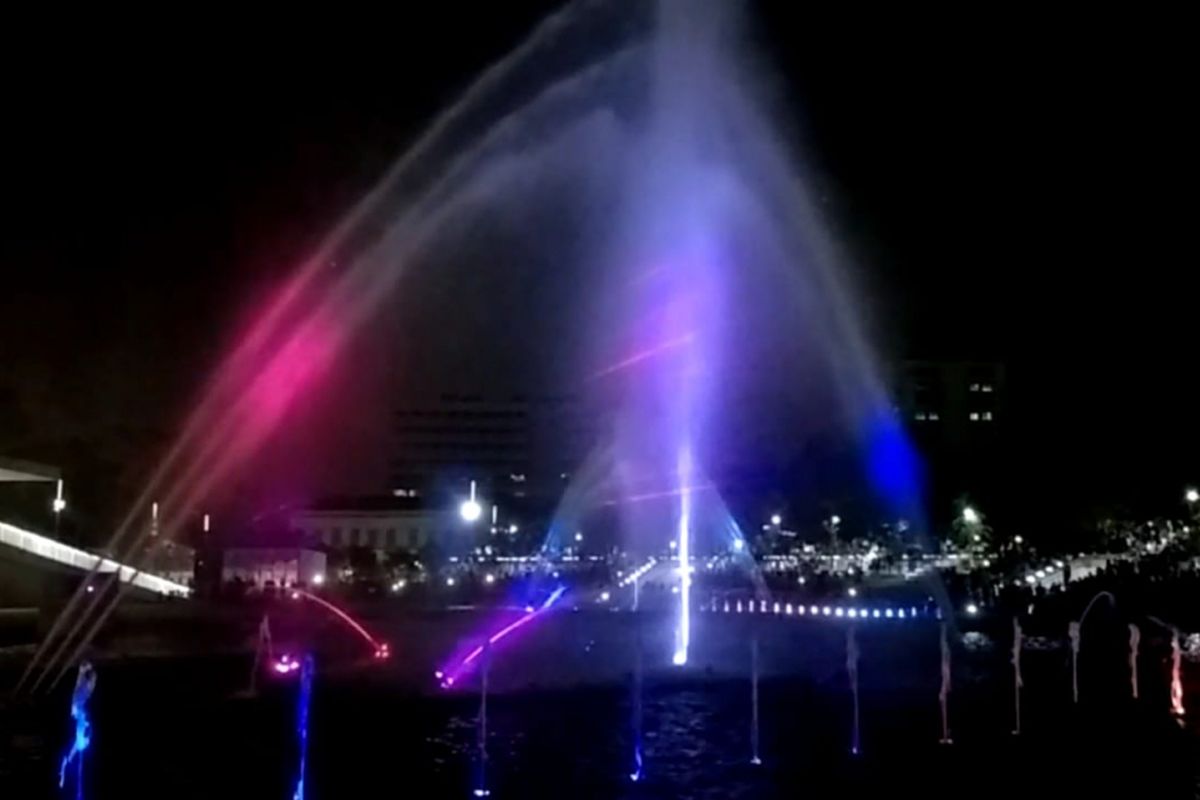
[0,520,191,597]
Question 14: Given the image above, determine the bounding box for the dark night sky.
[1,3,1195,532]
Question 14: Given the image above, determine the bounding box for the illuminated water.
[4,619,1198,798]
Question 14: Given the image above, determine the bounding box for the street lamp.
[51,479,66,535]
[770,514,782,526]
[1186,488,1199,505]
[459,481,482,523]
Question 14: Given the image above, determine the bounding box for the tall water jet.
[58,662,95,800]
[1069,621,1081,704]
[847,627,860,756]
[750,636,762,766]
[630,628,644,783]
[1011,618,1023,736]
[1169,631,1185,721]
[475,640,492,798]
[292,655,315,800]
[938,622,952,745]
[1128,623,1140,700]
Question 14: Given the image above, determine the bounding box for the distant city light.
[575,532,584,542]
[1187,488,1200,504]
[770,514,782,526]
[1025,575,1037,584]
[484,574,495,585]
[311,573,325,586]
[509,524,519,534]
[835,607,844,617]
[797,576,806,585]
[669,540,677,551]
[391,580,406,592]
[966,603,979,615]
[446,577,456,587]
[830,515,841,526]
[1014,535,1024,544]
[962,506,979,524]
[732,538,745,552]
[600,591,610,602]
[847,587,858,597]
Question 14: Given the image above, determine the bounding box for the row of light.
[618,558,656,588]
[706,597,929,620]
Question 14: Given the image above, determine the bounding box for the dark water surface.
[3,617,1198,798]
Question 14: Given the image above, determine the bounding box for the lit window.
[969,383,980,392]
[982,411,994,421]
[915,412,927,421]
[929,412,940,421]
[969,412,980,421]
[981,384,994,393]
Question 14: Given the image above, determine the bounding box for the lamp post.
[460,481,482,523]
[51,479,66,535]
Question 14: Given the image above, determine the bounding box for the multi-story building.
[389,393,598,509]
[289,495,444,554]
[894,360,1007,515]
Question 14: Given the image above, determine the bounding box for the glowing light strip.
[0,520,191,597]
[439,586,566,688]
[591,333,695,379]
[293,590,382,652]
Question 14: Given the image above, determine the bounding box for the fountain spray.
[1170,631,1185,721]
[1128,624,1140,700]
[1068,621,1081,704]
[58,662,96,800]
[292,655,314,800]
[475,639,492,798]
[1011,617,1023,736]
[750,636,762,765]
[938,622,952,744]
[630,629,644,783]
[847,627,860,755]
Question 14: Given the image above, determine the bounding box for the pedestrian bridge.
[0,519,191,599]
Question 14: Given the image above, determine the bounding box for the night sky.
[1,3,1194,535]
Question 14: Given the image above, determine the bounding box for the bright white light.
[966,603,979,615]
[672,651,687,665]
[1187,488,1200,504]
[446,577,456,587]
[972,534,981,543]
[962,506,979,524]
[392,580,406,592]
[600,591,610,602]
[732,539,745,552]
[460,481,482,522]
[872,609,881,618]
[1054,560,1065,568]
[770,514,782,526]
[835,607,845,617]
[886,609,894,618]
[848,587,858,598]
[773,602,781,614]
[669,540,677,551]
[1025,575,1037,585]
[509,524,519,534]
[830,515,841,526]
[820,606,829,616]
[786,604,793,615]
[848,609,858,618]
[484,573,495,585]
[52,498,66,513]
[312,573,325,586]
[982,558,991,567]
[797,576,806,585]
[898,609,906,619]
[1014,535,1024,544]
[575,532,584,542]
[460,499,482,522]
[1036,570,1045,578]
